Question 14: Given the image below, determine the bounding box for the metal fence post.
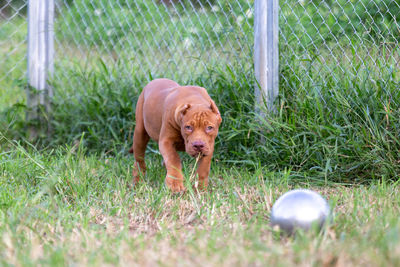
[27,0,54,139]
[254,0,279,113]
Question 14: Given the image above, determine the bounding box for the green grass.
[16,59,396,183]
[1,1,400,265]
[2,57,400,182]
[0,138,399,266]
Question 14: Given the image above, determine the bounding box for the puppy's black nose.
[192,141,205,152]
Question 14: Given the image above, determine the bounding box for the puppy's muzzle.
[192,140,205,152]
[189,140,208,157]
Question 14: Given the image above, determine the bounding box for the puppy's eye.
[206,126,214,131]
[185,125,193,131]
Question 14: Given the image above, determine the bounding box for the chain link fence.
[280,0,400,96]
[0,0,27,107]
[1,0,399,101]
[53,0,254,84]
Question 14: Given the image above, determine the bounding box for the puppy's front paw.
[165,175,186,193]
[132,169,141,186]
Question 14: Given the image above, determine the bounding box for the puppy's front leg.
[159,138,186,193]
[195,154,213,191]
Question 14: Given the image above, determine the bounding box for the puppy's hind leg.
[131,94,150,185]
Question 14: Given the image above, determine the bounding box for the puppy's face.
[177,103,222,157]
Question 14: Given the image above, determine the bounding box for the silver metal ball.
[270,189,330,234]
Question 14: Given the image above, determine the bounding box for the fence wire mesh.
[280,0,400,96]
[0,0,27,94]
[54,0,254,84]
[1,0,399,100]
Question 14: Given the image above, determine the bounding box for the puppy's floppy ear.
[210,100,222,125]
[174,104,191,125]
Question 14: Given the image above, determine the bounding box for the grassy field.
[1,138,399,266]
[1,63,400,265]
[1,0,400,266]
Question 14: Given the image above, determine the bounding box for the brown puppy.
[130,78,222,192]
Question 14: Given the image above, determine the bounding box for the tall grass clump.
[253,59,400,182]
[44,62,257,158]
[2,51,399,184]
[46,62,146,153]
[33,56,398,183]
